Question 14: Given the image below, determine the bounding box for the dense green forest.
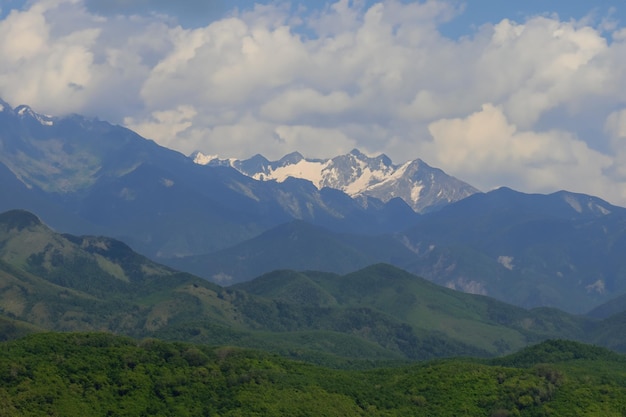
[1,333,626,416]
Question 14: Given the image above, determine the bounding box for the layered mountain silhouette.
[169,187,626,314]
[6,208,626,361]
[4,98,626,315]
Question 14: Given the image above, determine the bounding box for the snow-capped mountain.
[191,149,479,213]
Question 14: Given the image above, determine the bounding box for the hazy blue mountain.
[399,187,626,313]
[166,183,626,314]
[165,220,418,284]
[192,148,479,213]
[587,292,626,319]
[166,184,626,313]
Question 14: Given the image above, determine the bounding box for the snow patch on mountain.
[498,256,514,270]
[586,279,605,294]
[561,192,612,216]
[192,152,219,165]
[366,161,411,192]
[161,178,175,188]
[254,159,329,185]
[16,106,29,116]
[190,151,237,168]
[411,184,424,202]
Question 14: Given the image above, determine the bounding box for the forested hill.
[1,333,626,416]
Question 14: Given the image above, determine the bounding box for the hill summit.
[0,210,43,231]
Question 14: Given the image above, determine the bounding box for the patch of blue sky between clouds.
[82,0,626,39]
[439,0,623,40]
[3,1,623,36]
[0,0,27,19]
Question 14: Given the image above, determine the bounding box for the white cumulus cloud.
[423,104,614,197]
[3,0,626,205]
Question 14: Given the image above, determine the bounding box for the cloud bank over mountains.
[2,0,626,204]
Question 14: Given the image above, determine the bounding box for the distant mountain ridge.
[398,187,626,313]
[192,148,479,213]
[169,186,626,314]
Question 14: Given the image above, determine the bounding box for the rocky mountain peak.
[278,151,304,166]
[237,154,271,174]
[348,148,391,164]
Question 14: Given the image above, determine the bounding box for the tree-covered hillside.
[1,333,626,416]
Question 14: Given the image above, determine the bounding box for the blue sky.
[2,0,626,205]
[3,1,622,37]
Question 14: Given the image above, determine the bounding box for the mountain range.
[167,187,626,314]
[7,208,626,362]
[4,97,626,315]
[0,98,419,259]
[192,148,479,213]
[6,208,626,361]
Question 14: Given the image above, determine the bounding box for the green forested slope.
[1,333,626,416]
[234,265,591,355]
